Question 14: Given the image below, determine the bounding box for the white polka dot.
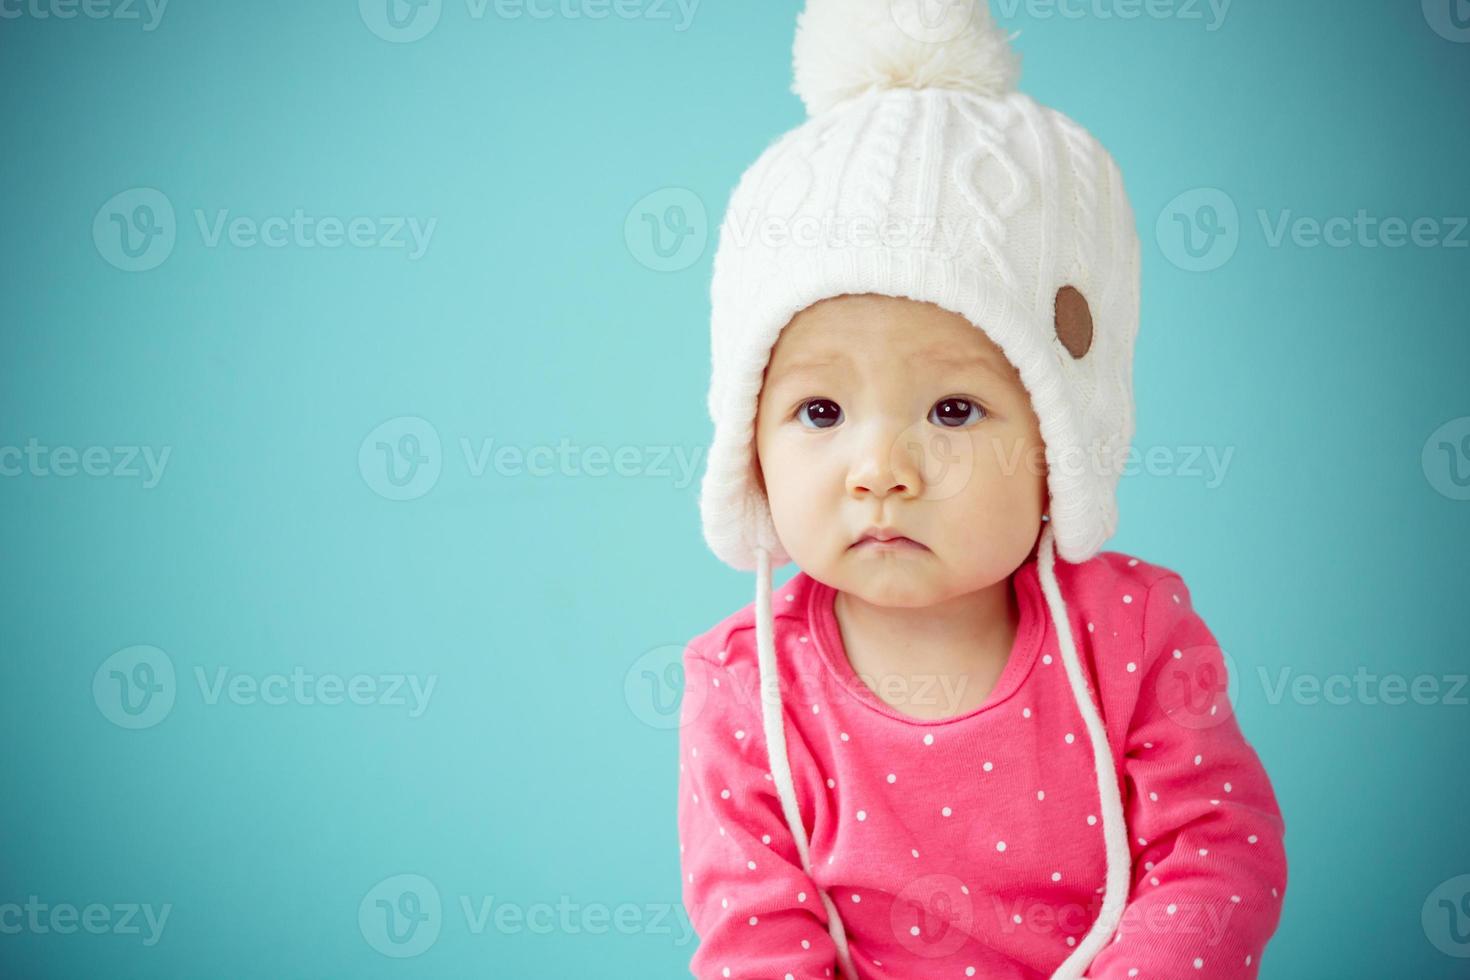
[850,893,861,903]
[785,594,794,602]
[721,898,728,908]
[1042,654,1053,665]
[798,635,808,643]
[1193,957,1204,969]
[1022,707,1032,718]
[723,969,730,978]
[797,891,806,902]
[811,704,819,714]
[1231,895,1240,903]
[746,860,756,870]
[761,834,771,844]
[1128,558,1139,566]
[1051,871,1061,881]
[1036,790,1045,800]
[712,678,719,687]
[1193,754,1202,765]
[720,789,731,799]
[1166,903,1177,915]
[996,841,1007,852]
[801,939,810,948]
[840,732,849,741]
[1012,913,1022,924]
[1126,662,1137,672]
[1064,732,1075,744]
[1087,622,1095,633]
[1148,791,1158,802]
[734,730,745,740]
[966,969,976,977]
[856,810,867,821]
[1248,834,1258,844]
[911,849,919,858]
[1087,814,1097,826]
[1224,782,1233,793]
[941,806,952,817]
[1245,954,1252,965]
[983,761,994,772]
[826,778,835,789]
[1122,594,1133,604]
[922,733,934,746]
[1199,848,1209,857]
[749,916,758,926]
[1173,649,1183,659]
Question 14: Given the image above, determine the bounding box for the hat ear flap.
[1054,285,1093,359]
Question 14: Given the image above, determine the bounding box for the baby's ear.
[1054,285,1093,359]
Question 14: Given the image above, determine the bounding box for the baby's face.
[754,293,1048,608]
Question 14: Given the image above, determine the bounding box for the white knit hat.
[696,2,1142,977]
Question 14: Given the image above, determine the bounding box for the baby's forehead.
[769,294,1009,372]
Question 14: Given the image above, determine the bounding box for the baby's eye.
[929,397,985,428]
[797,398,843,429]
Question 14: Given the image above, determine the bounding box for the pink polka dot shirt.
[676,551,1287,979]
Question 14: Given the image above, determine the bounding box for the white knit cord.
[754,545,860,980]
[1035,522,1130,978]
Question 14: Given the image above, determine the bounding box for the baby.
[676,2,1287,979]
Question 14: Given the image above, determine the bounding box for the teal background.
[2,1,1468,977]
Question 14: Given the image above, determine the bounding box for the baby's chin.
[823,552,958,609]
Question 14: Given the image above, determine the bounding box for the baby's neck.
[833,577,1020,719]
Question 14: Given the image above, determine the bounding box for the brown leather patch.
[1054,285,1093,359]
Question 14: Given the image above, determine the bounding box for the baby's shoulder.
[1055,548,1191,606]
[682,572,818,675]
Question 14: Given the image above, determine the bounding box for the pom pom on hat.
[792,0,1022,116]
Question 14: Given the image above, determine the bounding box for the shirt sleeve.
[1083,574,1288,979]
[676,637,840,980]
